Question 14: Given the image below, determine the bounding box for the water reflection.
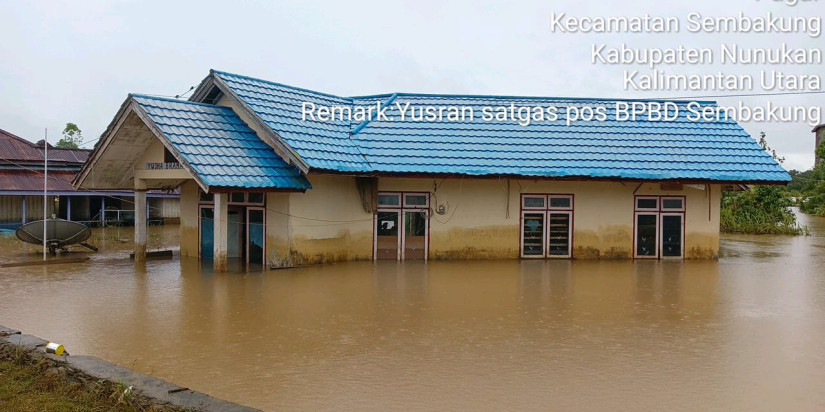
[0,214,824,410]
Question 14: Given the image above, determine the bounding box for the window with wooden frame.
[520,194,573,259]
[633,195,685,259]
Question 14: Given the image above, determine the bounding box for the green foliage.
[817,140,825,162]
[720,132,807,235]
[55,123,82,149]
[793,141,825,216]
[0,356,141,412]
[721,186,807,235]
[786,169,812,194]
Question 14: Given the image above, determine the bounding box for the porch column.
[134,189,147,263]
[213,192,228,272]
[21,196,26,224]
[66,196,72,221]
[100,197,106,225]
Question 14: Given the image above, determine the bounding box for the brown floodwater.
[1,214,825,411]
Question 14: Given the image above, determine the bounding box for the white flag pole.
[43,128,48,261]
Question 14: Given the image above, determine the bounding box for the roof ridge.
[0,128,40,146]
[350,92,718,105]
[210,69,352,102]
[130,93,232,109]
[351,93,398,136]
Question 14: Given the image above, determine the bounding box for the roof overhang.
[309,169,790,186]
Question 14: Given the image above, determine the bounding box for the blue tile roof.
[214,72,369,172]
[131,94,311,190]
[209,70,789,183]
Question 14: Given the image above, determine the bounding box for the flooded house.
[0,128,179,229]
[73,70,790,270]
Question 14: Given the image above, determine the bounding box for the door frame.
[547,210,573,258]
[520,210,547,259]
[373,191,430,261]
[374,209,402,261]
[246,206,266,265]
[402,208,429,261]
[198,204,214,259]
[632,195,686,259]
[633,211,660,259]
[659,212,685,259]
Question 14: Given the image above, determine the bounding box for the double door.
[200,206,265,265]
[634,213,684,258]
[521,211,572,258]
[375,209,429,260]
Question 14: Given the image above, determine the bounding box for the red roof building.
[0,128,178,227]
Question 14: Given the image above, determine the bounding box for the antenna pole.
[43,128,48,261]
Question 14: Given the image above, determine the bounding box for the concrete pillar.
[66,196,72,221]
[21,196,26,224]
[213,192,228,272]
[134,190,147,263]
[100,196,106,225]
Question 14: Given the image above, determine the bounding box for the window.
[199,190,265,206]
[378,193,401,207]
[661,197,685,211]
[403,193,429,208]
[636,197,659,210]
[549,196,572,209]
[633,195,685,259]
[522,196,546,209]
[248,193,265,204]
[230,192,245,203]
[520,194,573,258]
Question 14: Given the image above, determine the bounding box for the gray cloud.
[1,0,821,170]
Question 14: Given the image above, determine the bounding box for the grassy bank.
[0,349,171,412]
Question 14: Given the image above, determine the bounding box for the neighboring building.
[815,124,824,165]
[0,128,179,229]
[74,70,790,270]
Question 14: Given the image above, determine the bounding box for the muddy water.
[1,216,825,411]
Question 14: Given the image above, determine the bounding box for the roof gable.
[132,95,311,190]
[74,95,310,191]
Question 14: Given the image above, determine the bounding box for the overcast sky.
[1,0,822,171]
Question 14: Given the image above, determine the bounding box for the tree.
[56,123,82,149]
[720,131,805,234]
[817,140,825,163]
[799,140,825,216]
